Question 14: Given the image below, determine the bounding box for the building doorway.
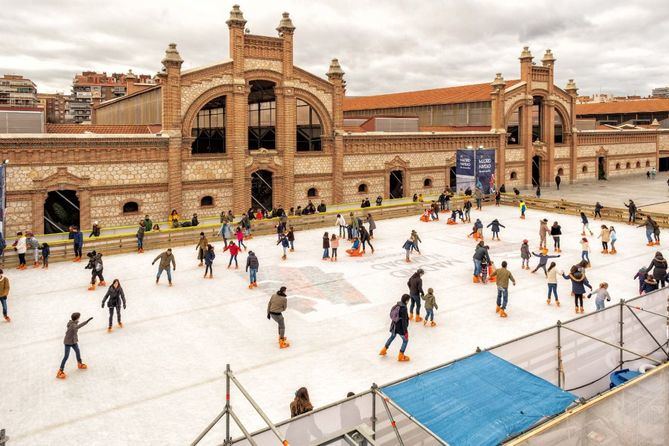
[44,190,80,234]
[598,156,607,180]
[659,157,669,172]
[449,166,457,189]
[389,170,404,199]
[531,155,541,187]
[251,170,273,212]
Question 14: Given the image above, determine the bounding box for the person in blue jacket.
[562,265,592,314]
[72,226,84,262]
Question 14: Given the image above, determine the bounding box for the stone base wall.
[90,191,169,228]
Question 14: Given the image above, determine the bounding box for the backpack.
[389,304,401,323]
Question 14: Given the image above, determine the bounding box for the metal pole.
[626,304,669,320]
[190,409,227,446]
[371,384,377,441]
[375,388,405,446]
[225,364,231,445]
[619,299,625,370]
[228,373,288,445]
[625,305,669,358]
[560,325,663,364]
[556,321,563,388]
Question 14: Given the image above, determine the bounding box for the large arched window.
[554,111,564,144]
[507,108,521,145]
[532,96,543,142]
[296,99,322,151]
[192,96,226,154]
[248,80,276,150]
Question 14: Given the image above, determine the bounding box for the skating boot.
[414,315,423,323]
[423,319,428,326]
[610,249,617,254]
[430,321,436,327]
[56,369,67,379]
[546,299,551,305]
[88,284,96,291]
[253,282,258,287]
[4,315,10,322]
[379,347,387,356]
[581,232,586,236]
[495,305,501,313]
[556,301,561,307]
[655,241,661,245]
[473,275,480,283]
[118,322,123,328]
[398,352,410,362]
[33,262,40,268]
[290,248,295,252]
[574,307,579,314]
[248,283,254,289]
[77,362,88,370]
[580,307,585,313]
[282,255,287,260]
[499,309,508,318]
[601,249,608,254]
[405,258,411,263]
[408,313,414,321]
[279,337,290,349]
[168,281,173,287]
[99,281,106,286]
[107,327,112,333]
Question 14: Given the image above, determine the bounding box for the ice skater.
[287,226,295,251]
[490,261,516,318]
[267,286,289,348]
[407,269,425,322]
[367,214,376,238]
[520,239,530,270]
[624,200,637,224]
[196,232,208,267]
[322,232,330,260]
[27,232,40,267]
[359,226,374,253]
[204,244,215,278]
[422,287,438,327]
[546,262,560,306]
[594,202,603,219]
[463,199,472,222]
[246,250,259,288]
[647,251,668,288]
[539,219,549,250]
[101,279,126,332]
[136,222,145,253]
[580,211,593,236]
[402,238,413,263]
[486,219,505,240]
[609,226,618,254]
[336,213,347,238]
[235,227,247,250]
[56,312,93,379]
[13,232,27,270]
[85,251,105,291]
[379,294,411,362]
[531,249,560,276]
[224,240,240,268]
[580,237,591,267]
[588,283,610,311]
[519,200,527,219]
[563,266,592,314]
[634,267,648,294]
[468,219,484,240]
[152,248,176,286]
[0,270,10,322]
[472,242,490,283]
[550,221,562,252]
[410,230,422,254]
[598,225,611,254]
[330,234,339,261]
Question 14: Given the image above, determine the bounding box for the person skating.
[562,266,592,313]
[152,248,176,286]
[638,216,657,246]
[379,294,411,361]
[647,251,668,288]
[422,287,438,327]
[350,212,359,239]
[473,241,490,283]
[539,219,549,250]
[580,237,591,267]
[101,279,126,332]
[480,254,490,284]
[624,200,637,224]
[550,221,562,252]
[240,213,252,239]
[588,283,610,311]
[609,226,618,254]
[235,227,247,251]
[531,250,560,276]
[330,234,339,261]
[196,232,208,267]
[0,270,10,322]
[277,233,290,260]
[410,230,422,254]
[322,232,330,260]
[580,212,593,236]
[463,199,472,222]
[594,202,603,219]
[224,240,240,268]
[56,312,93,379]
[13,232,27,270]
[27,232,40,267]
[336,213,347,238]
[468,219,484,240]
[520,239,531,270]
[367,214,376,239]
[246,250,259,288]
[652,218,661,246]
[85,251,105,291]
[359,226,375,254]
[490,261,516,318]
[287,226,295,251]
[407,269,425,322]
[486,219,505,240]
[598,225,611,254]
[203,244,215,278]
[495,190,501,206]
[402,238,413,263]
[72,226,84,262]
[474,187,483,210]
[634,267,648,294]
[40,242,50,268]
[267,286,289,348]
[519,200,527,219]
[642,274,658,294]
[136,222,145,253]
[546,262,560,306]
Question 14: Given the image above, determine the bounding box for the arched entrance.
[44,190,80,234]
[532,155,542,187]
[389,170,404,199]
[598,156,607,180]
[251,170,273,212]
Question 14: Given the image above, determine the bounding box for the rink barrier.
[214,288,668,445]
[0,200,435,267]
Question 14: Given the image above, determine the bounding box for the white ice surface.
[0,205,652,445]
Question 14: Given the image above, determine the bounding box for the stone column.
[31,191,44,234]
[277,12,296,209]
[523,98,534,187]
[565,79,579,184]
[327,59,345,203]
[160,43,184,214]
[78,188,91,231]
[490,73,506,188]
[545,102,555,186]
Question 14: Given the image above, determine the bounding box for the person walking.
[267,286,289,349]
[624,200,637,224]
[598,225,611,254]
[555,174,561,190]
[379,294,411,362]
[330,234,339,261]
[520,239,531,270]
[152,248,176,286]
[421,287,438,327]
[580,237,591,267]
[609,226,618,254]
[588,283,611,311]
[546,262,560,306]
[407,269,425,322]
[486,219,505,240]
[551,221,562,252]
[0,270,10,322]
[490,261,516,318]
[290,387,313,418]
[13,232,27,270]
[647,251,668,288]
[322,232,330,260]
[562,266,592,314]
[85,251,105,291]
[101,279,126,332]
[136,222,145,253]
[203,244,215,279]
[196,232,208,267]
[336,214,347,238]
[594,202,603,219]
[539,219,549,250]
[580,212,593,236]
[246,250,259,288]
[224,241,240,268]
[72,226,84,262]
[56,312,93,379]
[531,250,560,276]
[638,216,657,247]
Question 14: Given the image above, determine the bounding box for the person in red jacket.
[224,241,240,269]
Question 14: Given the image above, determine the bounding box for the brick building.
[37,92,72,124]
[1,5,668,235]
[0,74,38,107]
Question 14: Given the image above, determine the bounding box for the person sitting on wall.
[295,206,302,215]
[152,224,160,231]
[289,207,295,216]
[246,208,255,220]
[376,196,383,206]
[364,197,371,207]
[317,201,326,213]
[305,201,316,214]
[412,193,418,202]
[191,214,199,227]
[464,187,472,196]
[513,187,520,197]
[499,184,506,193]
[169,210,179,228]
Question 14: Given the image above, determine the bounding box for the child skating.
[609,226,618,254]
[588,282,611,311]
[287,226,295,251]
[421,288,438,327]
[580,211,593,236]
[598,225,611,254]
[245,250,259,288]
[562,266,592,314]
[520,239,531,270]
[519,200,527,219]
[330,234,339,261]
[546,262,560,306]
[531,249,560,276]
[40,242,50,268]
[550,221,562,252]
[224,240,241,268]
[277,233,290,260]
[204,244,215,278]
[56,312,93,379]
[85,251,105,291]
[580,237,591,267]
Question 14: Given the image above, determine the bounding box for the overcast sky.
[1,0,667,97]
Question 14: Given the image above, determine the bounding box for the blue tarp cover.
[381,351,576,446]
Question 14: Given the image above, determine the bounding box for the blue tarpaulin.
[381,351,576,446]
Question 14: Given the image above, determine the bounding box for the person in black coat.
[359,226,374,254]
[407,269,425,321]
[379,294,411,361]
[647,252,668,288]
[101,279,126,332]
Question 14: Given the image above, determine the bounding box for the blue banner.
[476,149,496,194]
[456,149,475,193]
[456,149,496,194]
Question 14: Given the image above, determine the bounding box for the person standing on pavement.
[490,261,516,318]
[555,174,561,190]
[267,286,290,348]
[152,248,176,286]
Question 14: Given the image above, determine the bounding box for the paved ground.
[1,202,660,445]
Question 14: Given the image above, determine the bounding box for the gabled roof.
[46,124,162,134]
[343,80,520,111]
[576,98,669,115]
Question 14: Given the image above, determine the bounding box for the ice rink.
[0,204,654,445]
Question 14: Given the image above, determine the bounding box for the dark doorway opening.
[531,156,541,187]
[449,166,457,188]
[598,157,607,180]
[44,190,80,234]
[251,170,273,212]
[389,170,404,199]
[659,157,669,172]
